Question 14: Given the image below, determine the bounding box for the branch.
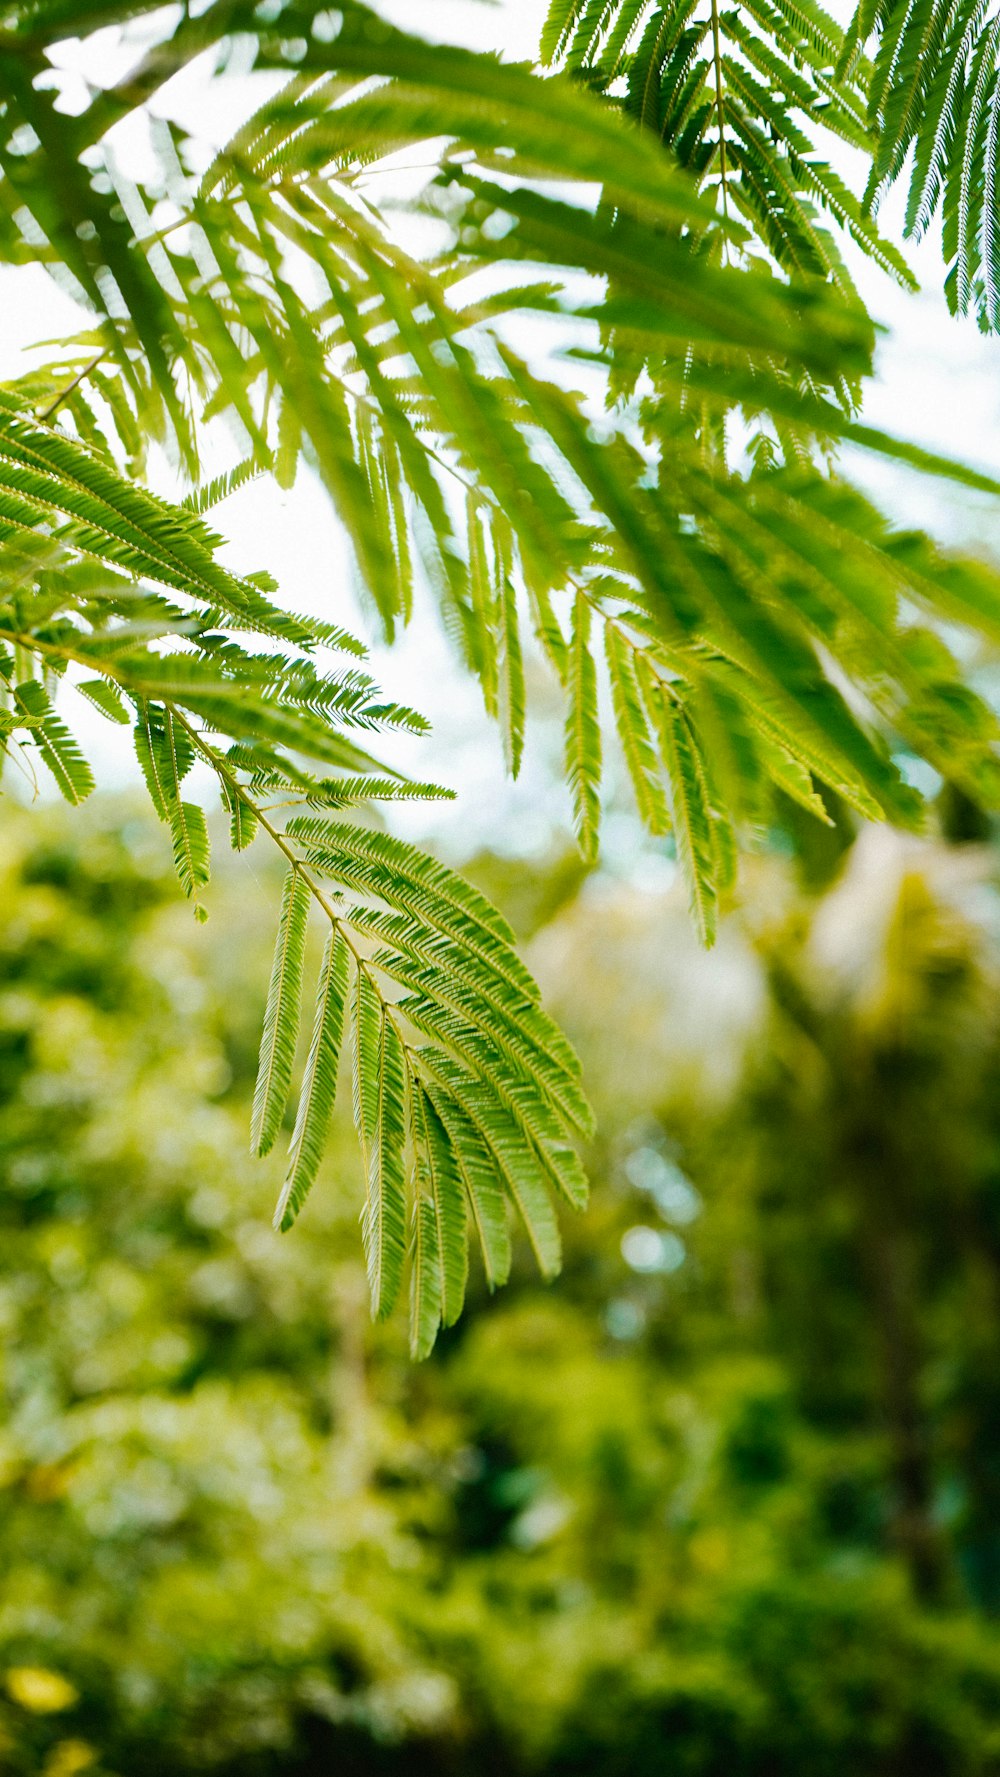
[35,353,105,423]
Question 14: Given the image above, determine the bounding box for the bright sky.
[3,0,1000,859]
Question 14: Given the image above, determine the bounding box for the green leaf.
[408,1192,442,1361]
[427,1057,562,1280]
[14,680,94,805]
[252,867,312,1159]
[641,668,719,946]
[414,1083,468,1328]
[427,1082,512,1290]
[275,926,349,1230]
[287,817,541,1005]
[133,706,173,823]
[222,782,260,851]
[498,571,526,780]
[354,978,408,1320]
[168,801,211,902]
[566,591,602,860]
[77,678,129,724]
[135,706,210,901]
[605,622,671,834]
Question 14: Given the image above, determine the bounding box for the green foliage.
[543,0,910,299]
[1,5,998,866]
[0,390,591,1346]
[277,926,350,1230]
[12,680,94,806]
[252,868,312,1161]
[566,592,603,861]
[4,0,1000,1342]
[2,809,1000,1772]
[546,0,1000,330]
[838,0,1000,324]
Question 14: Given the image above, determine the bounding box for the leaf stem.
[168,705,428,1073]
[36,352,106,423]
[709,0,731,252]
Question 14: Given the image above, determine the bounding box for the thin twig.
[36,352,106,423]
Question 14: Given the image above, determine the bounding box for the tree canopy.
[3,0,1000,1340]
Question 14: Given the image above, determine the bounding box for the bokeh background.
[4,777,1000,1775]
[5,1,1000,1773]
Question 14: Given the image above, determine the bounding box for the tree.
[3,0,1000,1341]
[4,806,1000,1775]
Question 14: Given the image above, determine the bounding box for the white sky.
[3,0,1000,858]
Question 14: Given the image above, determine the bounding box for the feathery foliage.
[543,0,1000,328]
[252,868,313,1161]
[837,0,1000,325]
[3,0,1000,1342]
[0,391,591,1349]
[542,0,911,304]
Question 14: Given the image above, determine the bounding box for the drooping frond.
[830,0,1000,326]
[0,395,591,1352]
[252,868,312,1159]
[276,926,351,1231]
[13,679,94,804]
[566,591,603,862]
[542,0,912,307]
[3,2,990,849]
[6,0,1000,1354]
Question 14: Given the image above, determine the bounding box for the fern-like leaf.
[566,590,603,859]
[15,680,94,804]
[252,867,312,1159]
[355,979,408,1320]
[275,927,349,1231]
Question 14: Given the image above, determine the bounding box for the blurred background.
[4,770,1000,1775]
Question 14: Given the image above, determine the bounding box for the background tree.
[3,805,1000,1773]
